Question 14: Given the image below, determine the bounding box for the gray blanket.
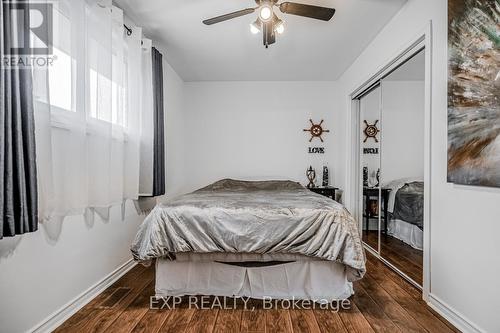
[131,179,366,281]
[391,182,424,229]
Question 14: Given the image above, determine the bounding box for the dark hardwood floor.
[55,253,457,333]
[362,230,379,250]
[363,230,423,286]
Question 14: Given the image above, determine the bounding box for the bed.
[384,179,424,250]
[131,179,366,301]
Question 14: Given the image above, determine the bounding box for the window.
[48,47,73,112]
[48,4,73,112]
[35,3,128,128]
[32,1,145,219]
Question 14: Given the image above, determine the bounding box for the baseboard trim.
[30,259,137,333]
[428,293,483,333]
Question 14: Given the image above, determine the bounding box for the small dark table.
[309,186,339,201]
[363,187,391,235]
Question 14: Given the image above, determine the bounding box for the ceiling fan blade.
[279,2,335,21]
[203,8,255,25]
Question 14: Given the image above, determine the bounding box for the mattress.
[388,219,423,250]
[155,258,354,301]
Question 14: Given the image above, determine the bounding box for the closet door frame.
[346,23,432,301]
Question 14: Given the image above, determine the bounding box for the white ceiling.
[115,0,407,81]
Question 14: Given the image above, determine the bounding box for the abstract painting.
[448,0,500,187]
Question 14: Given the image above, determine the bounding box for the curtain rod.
[123,24,132,36]
[123,24,145,46]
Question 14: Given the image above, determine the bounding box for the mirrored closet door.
[357,48,425,288]
[380,49,425,286]
[359,86,381,254]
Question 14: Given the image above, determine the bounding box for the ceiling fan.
[202,0,336,48]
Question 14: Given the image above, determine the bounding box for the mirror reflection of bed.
[382,179,424,285]
[359,49,425,287]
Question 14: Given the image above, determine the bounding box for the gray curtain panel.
[0,1,39,238]
[152,47,165,196]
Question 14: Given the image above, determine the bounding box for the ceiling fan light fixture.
[250,18,261,34]
[202,1,336,48]
[250,22,260,34]
[259,4,273,22]
[274,19,284,34]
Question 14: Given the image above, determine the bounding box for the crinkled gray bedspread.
[131,179,366,281]
[392,182,424,229]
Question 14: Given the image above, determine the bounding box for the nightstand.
[362,187,391,235]
[309,186,339,201]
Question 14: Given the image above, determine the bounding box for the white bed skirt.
[155,259,354,301]
[388,219,423,250]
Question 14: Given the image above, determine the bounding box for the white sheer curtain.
[33,0,145,220]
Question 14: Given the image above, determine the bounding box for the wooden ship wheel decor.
[303,119,330,142]
[363,120,380,143]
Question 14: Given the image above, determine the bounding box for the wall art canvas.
[448,0,500,187]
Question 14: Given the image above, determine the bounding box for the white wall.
[0,58,184,333]
[338,0,500,332]
[164,61,185,197]
[181,81,341,194]
[381,80,424,183]
[0,204,143,333]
